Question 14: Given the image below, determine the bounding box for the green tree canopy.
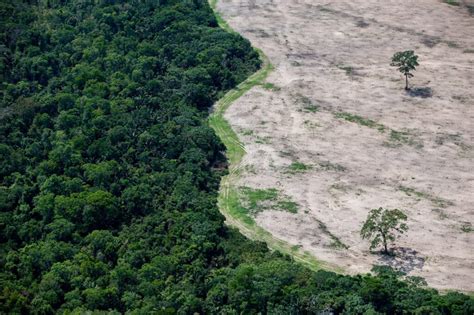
[361,207,409,254]
[391,50,419,90]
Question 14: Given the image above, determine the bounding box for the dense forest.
[0,0,472,313]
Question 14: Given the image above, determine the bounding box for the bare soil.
[216,0,474,291]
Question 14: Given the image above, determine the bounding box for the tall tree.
[361,207,408,254]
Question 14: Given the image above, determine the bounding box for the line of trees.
[0,0,472,313]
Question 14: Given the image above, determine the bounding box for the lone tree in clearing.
[361,207,408,255]
[391,50,419,90]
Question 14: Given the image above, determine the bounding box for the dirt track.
[216,0,474,291]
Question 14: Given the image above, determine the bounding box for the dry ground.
[216,0,474,291]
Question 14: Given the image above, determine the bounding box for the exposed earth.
[216,0,474,291]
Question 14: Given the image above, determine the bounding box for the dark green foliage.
[361,207,408,254]
[0,0,472,313]
[391,50,419,90]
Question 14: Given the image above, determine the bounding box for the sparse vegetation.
[356,20,370,28]
[335,112,385,132]
[334,112,424,148]
[287,161,313,174]
[390,130,412,143]
[444,0,460,6]
[240,187,299,214]
[460,222,473,233]
[432,208,449,220]
[399,186,453,208]
[254,135,272,144]
[319,161,347,172]
[242,129,254,136]
[317,220,349,250]
[384,129,424,148]
[361,207,409,254]
[303,119,320,129]
[261,82,281,91]
[291,244,303,251]
[277,200,299,213]
[337,64,358,77]
[296,94,320,113]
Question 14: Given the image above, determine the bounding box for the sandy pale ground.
[217,0,474,291]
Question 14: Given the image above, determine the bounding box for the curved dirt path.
[212,0,474,292]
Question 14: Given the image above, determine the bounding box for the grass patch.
[277,200,299,214]
[287,162,313,174]
[240,187,299,215]
[332,114,423,149]
[220,187,333,272]
[319,161,346,172]
[330,183,349,192]
[390,130,411,143]
[443,0,460,6]
[329,239,348,250]
[296,94,319,113]
[432,208,449,220]
[241,187,278,212]
[255,135,271,144]
[303,120,320,129]
[388,130,423,148]
[399,186,454,208]
[223,187,257,226]
[318,220,349,250]
[261,82,281,91]
[303,104,319,113]
[335,112,385,132]
[291,244,303,252]
[460,222,473,233]
[279,151,295,158]
[337,64,358,77]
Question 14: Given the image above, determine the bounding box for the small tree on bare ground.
[391,50,419,90]
[361,207,408,255]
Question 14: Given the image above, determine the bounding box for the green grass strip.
[208,0,340,273]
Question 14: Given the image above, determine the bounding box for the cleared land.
[215,0,474,291]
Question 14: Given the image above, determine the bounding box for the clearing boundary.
[208,0,340,272]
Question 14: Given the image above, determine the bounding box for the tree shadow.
[407,87,433,98]
[377,247,425,274]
